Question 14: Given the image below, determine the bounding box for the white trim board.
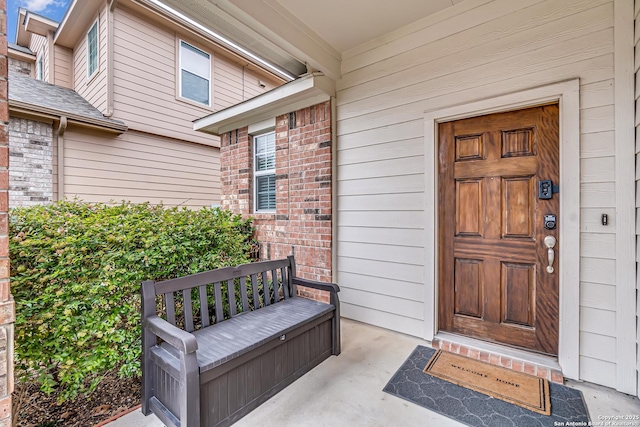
[194,72,335,135]
[614,0,636,396]
[423,79,581,380]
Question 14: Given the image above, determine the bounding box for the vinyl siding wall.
[29,34,48,82]
[62,128,220,208]
[73,5,108,113]
[635,0,640,397]
[54,45,73,88]
[336,0,619,388]
[112,5,279,146]
[213,55,276,111]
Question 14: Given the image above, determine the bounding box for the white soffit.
[194,73,334,135]
[16,9,29,46]
[25,12,59,37]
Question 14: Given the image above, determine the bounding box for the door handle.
[544,235,556,273]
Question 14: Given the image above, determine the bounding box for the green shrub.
[10,201,254,402]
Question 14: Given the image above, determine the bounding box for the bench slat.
[250,274,258,310]
[165,293,175,326]
[231,259,290,277]
[214,282,223,323]
[156,266,235,295]
[262,271,270,306]
[272,269,279,302]
[199,285,210,328]
[227,279,236,317]
[154,259,291,295]
[183,289,194,332]
[240,276,249,313]
[281,267,290,299]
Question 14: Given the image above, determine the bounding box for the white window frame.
[86,19,99,79]
[178,40,211,107]
[253,131,276,213]
[36,54,43,80]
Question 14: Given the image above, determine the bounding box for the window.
[179,41,211,106]
[87,21,99,78]
[254,132,276,212]
[36,55,43,80]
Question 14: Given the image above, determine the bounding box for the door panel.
[502,176,535,238]
[455,180,483,236]
[501,262,535,327]
[454,258,483,318]
[438,104,559,355]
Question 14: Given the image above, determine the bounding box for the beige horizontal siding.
[112,5,279,147]
[62,128,220,209]
[635,0,640,394]
[336,0,618,384]
[29,34,48,81]
[73,4,108,113]
[54,45,73,88]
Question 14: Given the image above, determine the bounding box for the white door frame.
[423,79,580,380]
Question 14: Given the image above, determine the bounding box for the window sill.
[86,69,100,85]
[175,95,215,112]
[252,212,277,220]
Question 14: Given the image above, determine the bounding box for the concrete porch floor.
[111,319,640,426]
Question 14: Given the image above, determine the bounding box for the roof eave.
[8,47,36,62]
[9,100,128,134]
[16,9,30,46]
[25,11,59,36]
[194,73,334,135]
[54,0,103,48]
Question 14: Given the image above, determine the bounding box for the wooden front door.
[438,104,559,355]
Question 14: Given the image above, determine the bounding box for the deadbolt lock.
[544,214,557,230]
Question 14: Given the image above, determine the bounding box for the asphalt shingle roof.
[8,71,125,127]
[8,43,34,56]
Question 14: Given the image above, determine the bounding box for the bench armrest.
[144,315,198,354]
[292,277,340,293]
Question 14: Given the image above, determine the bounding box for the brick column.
[0,1,14,425]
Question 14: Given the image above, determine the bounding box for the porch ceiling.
[161,0,465,79]
[274,0,462,53]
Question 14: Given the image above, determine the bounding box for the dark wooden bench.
[141,256,340,427]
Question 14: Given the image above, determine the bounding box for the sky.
[7,0,71,43]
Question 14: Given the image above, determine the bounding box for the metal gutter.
[9,100,128,134]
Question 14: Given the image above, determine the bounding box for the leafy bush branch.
[10,201,254,401]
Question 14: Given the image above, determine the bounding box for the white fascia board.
[8,47,36,61]
[25,12,59,36]
[54,0,103,48]
[194,73,335,135]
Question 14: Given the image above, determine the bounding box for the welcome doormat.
[383,346,589,427]
[424,350,550,415]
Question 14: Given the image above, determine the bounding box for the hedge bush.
[10,201,254,402]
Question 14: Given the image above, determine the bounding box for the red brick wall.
[0,1,14,425]
[220,101,332,302]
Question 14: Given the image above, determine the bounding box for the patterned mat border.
[383,345,590,427]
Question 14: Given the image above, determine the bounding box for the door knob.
[544,235,556,273]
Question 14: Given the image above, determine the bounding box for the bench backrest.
[142,256,297,333]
